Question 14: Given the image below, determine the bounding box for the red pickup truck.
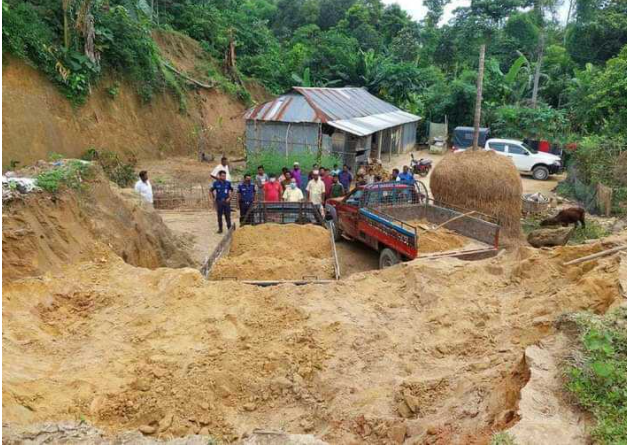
[325,181,501,268]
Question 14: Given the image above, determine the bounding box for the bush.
[491,432,516,445]
[489,104,568,142]
[2,1,100,104]
[566,308,627,444]
[97,6,178,104]
[567,136,627,214]
[245,148,342,177]
[569,221,609,244]
[82,148,137,187]
[3,1,185,107]
[36,160,93,193]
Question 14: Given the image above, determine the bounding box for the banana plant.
[291,67,312,87]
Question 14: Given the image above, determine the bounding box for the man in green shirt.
[330,174,345,198]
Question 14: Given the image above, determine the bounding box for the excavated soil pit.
[208,223,335,281]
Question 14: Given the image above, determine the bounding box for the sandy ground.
[4,167,627,445]
[383,149,564,199]
[507,333,591,444]
[3,232,625,444]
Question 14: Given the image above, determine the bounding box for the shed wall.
[331,130,371,170]
[401,122,417,153]
[246,121,330,155]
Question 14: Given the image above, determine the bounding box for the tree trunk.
[564,0,573,44]
[472,44,486,151]
[531,33,545,109]
[63,2,70,49]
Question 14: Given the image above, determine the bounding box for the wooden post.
[472,44,486,151]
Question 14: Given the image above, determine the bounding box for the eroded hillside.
[2,31,267,169]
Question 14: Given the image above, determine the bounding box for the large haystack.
[431,150,523,240]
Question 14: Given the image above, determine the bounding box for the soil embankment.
[2,30,264,169]
[3,175,625,444]
[2,168,193,281]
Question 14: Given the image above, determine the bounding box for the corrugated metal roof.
[245,93,319,122]
[327,110,419,136]
[294,87,399,121]
[244,87,421,135]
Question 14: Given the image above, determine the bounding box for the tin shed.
[244,87,421,169]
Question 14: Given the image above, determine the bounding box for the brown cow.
[540,207,586,228]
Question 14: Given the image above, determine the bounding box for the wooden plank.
[241,280,335,286]
[563,245,627,266]
[328,221,341,280]
[201,225,235,278]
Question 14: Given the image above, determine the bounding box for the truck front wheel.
[379,248,400,269]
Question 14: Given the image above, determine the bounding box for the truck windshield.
[346,190,363,205]
[522,142,537,154]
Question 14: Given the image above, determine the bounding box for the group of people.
[133,156,418,235]
[208,158,355,233]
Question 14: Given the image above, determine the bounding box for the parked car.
[451,126,490,151]
[454,138,563,180]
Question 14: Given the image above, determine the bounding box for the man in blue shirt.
[211,170,233,234]
[398,165,415,184]
[237,174,256,224]
[338,164,353,192]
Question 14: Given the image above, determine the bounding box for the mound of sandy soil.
[2,166,193,281]
[407,220,470,253]
[3,227,625,444]
[210,224,334,281]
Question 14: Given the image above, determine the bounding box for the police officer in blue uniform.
[210,170,233,234]
[237,173,256,225]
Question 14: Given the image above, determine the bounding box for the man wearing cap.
[290,162,302,188]
[319,167,334,200]
[237,174,255,224]
[210,170,233,234]
[306,169,325,212]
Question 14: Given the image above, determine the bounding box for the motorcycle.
[410,154,432,177]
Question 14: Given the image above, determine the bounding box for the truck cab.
[326,182,422,242]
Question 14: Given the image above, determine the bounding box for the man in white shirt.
[134,170,153,207]
[283,178,304,202]
[306,170,325,212]
[211,157,231,182]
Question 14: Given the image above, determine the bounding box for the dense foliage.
[3,0,627,208]
[4,0,627,135]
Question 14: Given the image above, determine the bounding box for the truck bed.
[361,200,500,260]
[201,202,341,285]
